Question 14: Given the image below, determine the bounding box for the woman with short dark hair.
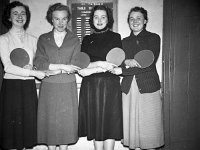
[89,5,114,30]
[78,5,123,150]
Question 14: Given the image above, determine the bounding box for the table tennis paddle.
[106,47,125,66]
[134,50,154,68]
[71,52,90,69]
[10,48,30,68]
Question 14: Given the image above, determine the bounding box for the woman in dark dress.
[78,5,123,150]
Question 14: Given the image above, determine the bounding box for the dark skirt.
[0,79,37,149]
[78,74,123,141]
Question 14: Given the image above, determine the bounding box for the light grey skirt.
[122,77,164,149]
[37,81,78,145]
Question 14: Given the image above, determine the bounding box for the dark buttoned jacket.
[121,29,161,94]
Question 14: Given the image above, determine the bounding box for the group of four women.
[0,1,164,150]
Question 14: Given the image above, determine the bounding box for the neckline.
[10,27,25,36]
[93,28,109,34]
[53,29,67,37]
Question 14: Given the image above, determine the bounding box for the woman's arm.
[71,38,81,61]
[33,36,50,70]
[119,33,160,76]
[0,36,45,79]
[0,36,31,77]
[111,65,151,76]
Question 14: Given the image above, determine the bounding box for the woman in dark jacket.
[112,7,164,150]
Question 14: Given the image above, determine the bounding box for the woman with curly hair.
[78,5,123,150]
[0,1,45,149]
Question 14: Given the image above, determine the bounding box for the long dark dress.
[78,30,123,141]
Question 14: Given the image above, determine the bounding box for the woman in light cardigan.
[0,1,45,150]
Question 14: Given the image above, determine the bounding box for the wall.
[11,0,163,150]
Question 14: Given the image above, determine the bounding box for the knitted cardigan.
[121,29,161,94]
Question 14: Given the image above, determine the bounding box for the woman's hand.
[125,59,141,68]
[61,64,81,74]
[97,61,117,70]
[110,67,122,75]
[44,70,62,77]
[23,64,33,70]
[49,64,80,74]
[30,70,46,79]
[78,68,93,77]
[49,64,63,70]
[78,67,106,77]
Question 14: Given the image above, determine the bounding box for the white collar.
[10,27,25,37]
[54,29,67,37]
